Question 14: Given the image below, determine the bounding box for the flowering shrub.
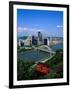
[36,63,49,75]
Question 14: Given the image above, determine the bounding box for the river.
[17,43,63,61]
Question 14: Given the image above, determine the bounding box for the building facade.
[32,36,38,45]
[38,32,43,45]
[18,32,50,47]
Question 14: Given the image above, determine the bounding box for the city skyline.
[17,9,63,37]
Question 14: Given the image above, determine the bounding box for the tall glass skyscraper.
[38,32,42,41]
[38,32,43,45]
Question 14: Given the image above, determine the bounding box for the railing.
[37,45,55,54]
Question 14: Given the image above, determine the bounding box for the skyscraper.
[32,36,38,45]
[44,38,47,45]
[38,32,43,45]
[43,38,50,46]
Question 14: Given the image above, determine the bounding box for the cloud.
[17,27,28,33]
[17,26,47,37]
[18,27,43,33]
[18,27,23,31]
[23,27,28,31]
[17,27,48,36]
[17,27,23,33]
[57,25,63,28]
[30,28,41,32]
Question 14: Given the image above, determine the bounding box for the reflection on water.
[17,43,63,61]
[17,50,50,61]
[50,43,63,51]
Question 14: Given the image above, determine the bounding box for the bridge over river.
[35,45,55,54]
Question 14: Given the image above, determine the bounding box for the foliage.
[17,49,63,80]
[47,71,63,79]
[17,60,38,80]
[45,49,63,69]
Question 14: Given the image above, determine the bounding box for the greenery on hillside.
[45,49,63,78]
[17,49,63,80]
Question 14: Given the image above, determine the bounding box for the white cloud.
[18,27,23,31]
[23,27,28,31]
[57,25,63,28]
[30,28,41,32]
[17,27,23,34]
[17,27,47,36]
[18,27,28,33]
[18,27,43,33]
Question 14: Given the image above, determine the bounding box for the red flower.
[36,63,49,75]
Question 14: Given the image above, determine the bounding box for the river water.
[17,43,63,61]
[50,43,63,51]
[17,50,50,61]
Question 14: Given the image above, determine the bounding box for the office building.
[32,36,38,45]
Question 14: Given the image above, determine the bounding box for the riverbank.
[17,49,63,80]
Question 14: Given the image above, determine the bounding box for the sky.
[17,9,63,37]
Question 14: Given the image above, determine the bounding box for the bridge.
[28,45,56,71]
[37,45,55,54]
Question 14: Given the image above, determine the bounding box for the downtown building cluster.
[18,32,50,47]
